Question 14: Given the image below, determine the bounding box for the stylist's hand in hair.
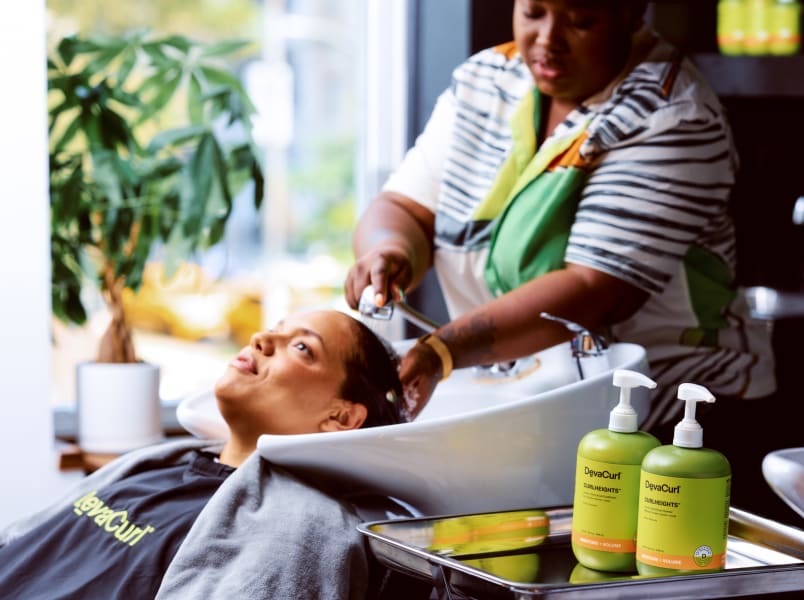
[399,342,441,419]
[345,246,411,310]
[345,192,435,310]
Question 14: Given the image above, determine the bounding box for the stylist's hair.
[341,317,406,428]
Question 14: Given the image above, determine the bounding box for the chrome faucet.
[540,312,609,380]
[357,285,440,333]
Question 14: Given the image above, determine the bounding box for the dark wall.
[470,0,514,52]
[725,97,804,291]
[406,0,469,143]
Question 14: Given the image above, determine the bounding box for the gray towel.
[157,450,368,599]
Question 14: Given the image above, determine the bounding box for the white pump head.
[609,369,657,432]
[673,383,716,448]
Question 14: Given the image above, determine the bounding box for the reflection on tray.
[360,506,804,598]
[428,510,549,557]
[428,510,548,583]
[568,563,644,584]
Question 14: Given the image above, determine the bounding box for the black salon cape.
[0,451,232,599]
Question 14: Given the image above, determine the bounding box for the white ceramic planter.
[76,362,162,454]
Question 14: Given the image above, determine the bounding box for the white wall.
[0,1,79,528]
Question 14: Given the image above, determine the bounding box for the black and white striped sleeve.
[566,112,736,294]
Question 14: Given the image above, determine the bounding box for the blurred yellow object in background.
[226,294,264,348]
[770,0,802,54]
[123,262,262,345]
[718,0,747,54]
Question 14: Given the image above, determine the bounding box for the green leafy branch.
[48,30,264,361]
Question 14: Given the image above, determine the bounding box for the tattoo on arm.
[441,313,497,367]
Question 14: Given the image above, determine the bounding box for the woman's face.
[214,310,365,436]
[513,0,641,106]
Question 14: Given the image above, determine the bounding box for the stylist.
[345,0,775,429]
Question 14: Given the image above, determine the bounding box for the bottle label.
[572,456,640,553]
[745,0,773,53]
[718,0,747,53]
[636,472,730,571]
[770,2,802,54]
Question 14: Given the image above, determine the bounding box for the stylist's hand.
[344,247,413,310]
[399,342,442,419]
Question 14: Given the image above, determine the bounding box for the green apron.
[481,88,592,297]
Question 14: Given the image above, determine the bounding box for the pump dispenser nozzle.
[673,383,716,448]
[609,370,657,433]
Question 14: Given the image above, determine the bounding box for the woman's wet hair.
[340,317,407,428]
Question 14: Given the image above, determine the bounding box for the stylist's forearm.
[435,265,648,369]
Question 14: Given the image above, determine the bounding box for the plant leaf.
[179,132,216,239]
[146,125,208,153]
[50,115,83,155]
[203,135,233,247]
[116,46,139,86]
[187,71,204,125]
[134,69,183,123]
[151,34,194,54]
[199,65,249,97]
[56,35,79,67]
[199,39,251,58]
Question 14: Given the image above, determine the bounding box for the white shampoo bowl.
[762,448,804,519]
[178,341,649,516]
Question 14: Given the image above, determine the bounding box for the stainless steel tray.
[359,506,804,599]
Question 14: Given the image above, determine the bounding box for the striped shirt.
[384,32,775,426]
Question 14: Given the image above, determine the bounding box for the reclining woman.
[0,309,406,600]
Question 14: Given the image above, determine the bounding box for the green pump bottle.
[636,384,731,576]
[571,370,660,572]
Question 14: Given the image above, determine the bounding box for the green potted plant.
[48,30,264,453]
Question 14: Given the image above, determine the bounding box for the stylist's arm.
[345,186,648,419]
[403,265,647,418]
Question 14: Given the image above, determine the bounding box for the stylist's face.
[215,310,362,436]
[514,0,641,105]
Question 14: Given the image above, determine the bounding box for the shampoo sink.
[178,340,649,515]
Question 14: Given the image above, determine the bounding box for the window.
[48,0,410,430]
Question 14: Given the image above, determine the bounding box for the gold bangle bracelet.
[418,333,453,381]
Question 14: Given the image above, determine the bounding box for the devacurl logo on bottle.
[584,466,622,480]
[643,480,681,494]
[693,545,713,567]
